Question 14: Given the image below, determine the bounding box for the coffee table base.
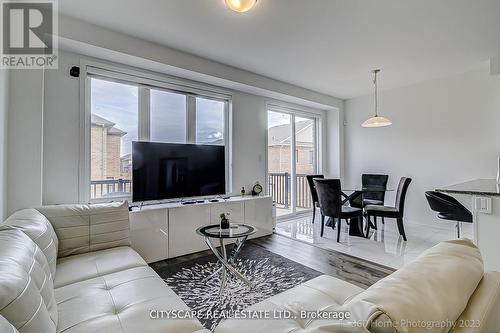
[203,236,254,297]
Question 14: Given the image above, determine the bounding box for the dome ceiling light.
[225,0,258,13]
[362,69,393,128]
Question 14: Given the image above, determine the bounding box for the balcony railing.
[91,175,313,206]
[268,173,313,209]
[90,179,131,199]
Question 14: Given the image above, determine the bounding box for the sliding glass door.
[267,108,319,218]
[294,116,316,214]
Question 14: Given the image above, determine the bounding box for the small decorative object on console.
[241,186,246,196]
[252,182,263,196]
[219,213,230,229]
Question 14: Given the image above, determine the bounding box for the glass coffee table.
[196,224,256,297]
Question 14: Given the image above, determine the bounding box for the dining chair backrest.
[306,175,324,204]
[362,174,389,202]
[395,177,412,213]
[313,179,342,218]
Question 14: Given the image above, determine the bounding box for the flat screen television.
[132,142,226,202]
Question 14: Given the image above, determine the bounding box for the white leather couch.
[2,202,500,333]
[215,239,500,333]
[0,202,209,333]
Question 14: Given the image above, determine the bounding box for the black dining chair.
[314,179,363,242]
[365,177,412,241]
[306,175,324,224]
[349,174,389,226]
[425,191,472,238]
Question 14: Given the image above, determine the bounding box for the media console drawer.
[168,204,211,258]
[129,209,168,263]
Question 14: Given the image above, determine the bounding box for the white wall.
[0,69,9,220]
[326,108,343,178]
[41,51,329,205]
[7,70,44,215]
[344,63,500,225]
[42,52,80,204]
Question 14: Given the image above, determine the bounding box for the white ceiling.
[59,0,500,99]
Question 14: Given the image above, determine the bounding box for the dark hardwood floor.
[153,233,394,289]
[249,234,394,288]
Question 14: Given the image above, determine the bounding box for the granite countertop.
[436,179,500,196]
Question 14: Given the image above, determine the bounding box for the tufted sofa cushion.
[1,209,59,277]
[37,202,130,258]
[55,266,205,333]
[53,246,147,288]
[0,230,58,333]
[215,275,364,333]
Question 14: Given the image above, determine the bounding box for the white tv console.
[129,195,275,263]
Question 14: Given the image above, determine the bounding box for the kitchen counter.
[437,179,500,197]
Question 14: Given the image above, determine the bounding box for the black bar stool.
[425,191,472,238]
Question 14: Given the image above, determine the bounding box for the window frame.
[265,102,324,216]
[79,60,232,203]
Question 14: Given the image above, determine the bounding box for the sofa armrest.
[37,202,130,258]
[450,271,500,333]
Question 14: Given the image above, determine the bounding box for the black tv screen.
[132,142,226,202]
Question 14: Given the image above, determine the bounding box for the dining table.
[324,185,395,238]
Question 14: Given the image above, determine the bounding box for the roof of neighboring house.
[268,120,313,146]
[91,113,127,137]
[108,127,126,136]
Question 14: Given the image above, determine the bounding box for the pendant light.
[225,0,258,13]
[362,69,392,128]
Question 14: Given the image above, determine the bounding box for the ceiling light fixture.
[225,0,258,13]
[362,69,392,128]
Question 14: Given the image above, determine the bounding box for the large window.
[87,73,230,201]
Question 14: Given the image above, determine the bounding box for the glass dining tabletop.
[342,186,395,192]
[340,186,395,206]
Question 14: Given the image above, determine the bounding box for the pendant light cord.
[373,69,379,117]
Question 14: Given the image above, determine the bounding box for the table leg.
[228,235,248,264]
[218,238,227,297]
[202,265,222,282]
[203,235,249,282]
[204,238,254,288]
[342,191,362,205]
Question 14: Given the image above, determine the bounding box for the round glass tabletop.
[196,224,256,239]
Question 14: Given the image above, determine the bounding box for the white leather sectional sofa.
[215,240,500,333]
[1,201,500,333]
[0,202,209,333]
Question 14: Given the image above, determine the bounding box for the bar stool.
[425,191,472,238]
